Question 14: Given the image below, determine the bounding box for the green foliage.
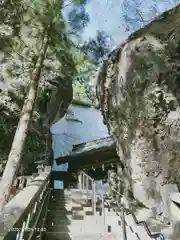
[73,82,88,101]
[0,0,113,173]
[72,29,112,104]
[0,0,91,174]
[68,6,90,33]
[72,48,98,104]
[83,30,112,64]
[72,0,89,5]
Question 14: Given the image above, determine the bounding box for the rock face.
[96,5,180,224]
[0,5,74,176]
[0,75,72,176]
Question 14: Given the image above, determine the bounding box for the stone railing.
[10,176,34,199]
[9,165,50,200]
[161,184,180,239]
[170,192,180,221]
[103,191,165,240]
[78,170,94,192]
[0,166,51,240]
[0,161,6,177]
[78,170,97,214]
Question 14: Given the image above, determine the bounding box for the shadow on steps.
[42,189,85,240]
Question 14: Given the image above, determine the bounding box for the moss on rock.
[96,4,180,224]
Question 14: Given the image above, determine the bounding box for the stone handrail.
[78,170,93,190]
[130,212,165,239]
[10,176,34,199]
[77,171,97,214]
[9,166,51,199]
[103,197,127,240]
[103,195,165,240]
[169,192,180,221]
[0,167,51,240]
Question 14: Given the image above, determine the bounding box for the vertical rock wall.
[96,5,180,224]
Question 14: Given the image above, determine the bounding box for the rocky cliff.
[96,4,180,230]
[0,2,75,177]
[0,74,72,176]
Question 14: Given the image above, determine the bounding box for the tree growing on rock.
[83,30,112,64]
[67,4,90,33]
[72,30,112,104]
[0,0,80,209]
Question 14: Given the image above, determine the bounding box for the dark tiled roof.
[72,136,114,154]
[55,136,116,165]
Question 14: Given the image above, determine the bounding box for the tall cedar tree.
[0,0,78,209]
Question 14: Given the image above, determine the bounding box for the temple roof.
[55,136,119,172]
[72,136,114,153]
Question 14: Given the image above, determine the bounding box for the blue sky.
[81,0,180,46]
[81,0,127,45]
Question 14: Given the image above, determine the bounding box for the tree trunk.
[0,36,48,210]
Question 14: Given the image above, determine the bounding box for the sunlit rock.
[96,4,180,226]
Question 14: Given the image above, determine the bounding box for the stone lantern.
[37,164,44,174]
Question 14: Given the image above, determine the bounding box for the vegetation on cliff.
[0,0,94,208]
[0,0,179,218]
[96,3,180,230]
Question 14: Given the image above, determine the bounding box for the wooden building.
[52,136,119,187]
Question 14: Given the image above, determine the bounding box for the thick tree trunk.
[0,36,48,210]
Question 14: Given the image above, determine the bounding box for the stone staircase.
[42,189,118,240]
[41,188,165,240]
[0,171,167,240]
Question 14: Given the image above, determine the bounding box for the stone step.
[84,215,106,220]
[46,215,72,225]
[50,195,100,204]
[49,212,84,221]
[47,210,94,221]
[48,206,73,212]
[45,224,106,233]
[50,196,72,201]
[50,198,70,202]
[46,214,108,225]
[71,213,84,220]
[51,191,70,195]
[84,210,94,215]
[49,199,72,203]
[73,233,117,240]
[81,202,92,208]
[47,209,72,215]
[48,216,107,226]
[96,210,116,216]
[48,204,83,211]
[51,193,68,197]
[42,232,71,240]
[66,189,93,193]
[51,198,90,205]
[52,189,93,197]
[49,200,81,206]
[50,196,68,199]
[43,232,117,240]
[47,210,84,220]
[103,211,118,216]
